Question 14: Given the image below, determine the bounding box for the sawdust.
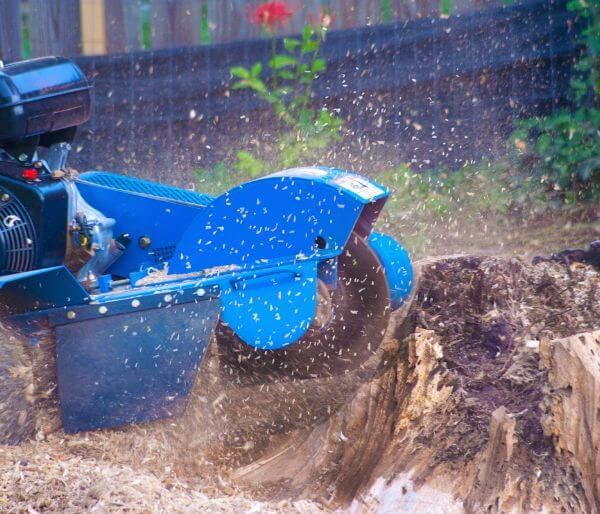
[0,255,598,513]
[0,322,35,444]
[0,442,324,513]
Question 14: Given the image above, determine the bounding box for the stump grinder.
[0,57,412,443]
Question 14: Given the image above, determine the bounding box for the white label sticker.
[271,167,329,178]
[333,175,385,200]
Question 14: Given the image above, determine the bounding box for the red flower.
[249,2,294,32]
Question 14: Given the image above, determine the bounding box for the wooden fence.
[0,0,500,60]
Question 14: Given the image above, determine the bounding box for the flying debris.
[0,57,413,443]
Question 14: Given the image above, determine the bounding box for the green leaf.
[230,66,250,79]
[251,62,263,77]
[302,25,313,41]
[269,55,299,69]
[233,77,268,94]
[278,70,295,80]
[283,38,301,52]
[301,40,319,54]
[312,58,326,73]
[248,77,268,94]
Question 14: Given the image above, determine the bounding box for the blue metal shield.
[55,298,219,433]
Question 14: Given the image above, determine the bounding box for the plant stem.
[303,33,322,113]
[271,34,278,90]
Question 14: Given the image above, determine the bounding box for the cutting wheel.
[0,321,36,444]
[215,232,392,382]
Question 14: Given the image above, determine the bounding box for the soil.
[0,249,598,513]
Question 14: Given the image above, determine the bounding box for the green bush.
[195,9,342,191]
[379,160,548,220]
[511,0,599,201]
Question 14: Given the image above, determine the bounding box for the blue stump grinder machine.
[0,57,412,443]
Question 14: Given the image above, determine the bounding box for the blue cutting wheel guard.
[0,166,414,435]
[368,232,414,310]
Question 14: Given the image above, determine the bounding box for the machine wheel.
[0,321,36,444]
[215,232,391,382]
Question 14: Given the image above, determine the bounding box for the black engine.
[0,57,91,274]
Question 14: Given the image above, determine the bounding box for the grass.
[375,159,598,259]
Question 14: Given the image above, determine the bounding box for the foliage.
[379,160,548,219]
[196,5,342,186]
[511,0,599,201]
[375,159,564,257]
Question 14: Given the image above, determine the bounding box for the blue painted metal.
[368,232,413,310]
[48,284,221,326]
[79,171,214,207]
[0,46,417,437]
[220,260,318,349]
[75,166,393,350]
[169,167,389,274]
[0,163,415,434]
[55,298,220,433]
[76,172,206,276]
[97,274,112,293]
[167,167,390,349]
[0,266,89,316]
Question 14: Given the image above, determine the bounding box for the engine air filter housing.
[0,57,91,145]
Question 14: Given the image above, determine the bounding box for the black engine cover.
[0,162,68,273]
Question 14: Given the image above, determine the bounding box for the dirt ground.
[0,232,598,512]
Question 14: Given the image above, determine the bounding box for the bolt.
[1,193,10,202]
[98,306,108,314]
[138,236,152,249]
[131,299,140,308]
[67,311,76,320]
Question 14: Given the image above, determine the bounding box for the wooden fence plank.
[14,0,507,60]
[357,0,381,25]
[207,0,262,44]
[391,0,418,20]
[0,0,23,61]
[81,0,106,55]
[29,0,82,57]
[150,0,201,48]
[104,0,142,53]
[150,0,171,47]
[330,0,361,29]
